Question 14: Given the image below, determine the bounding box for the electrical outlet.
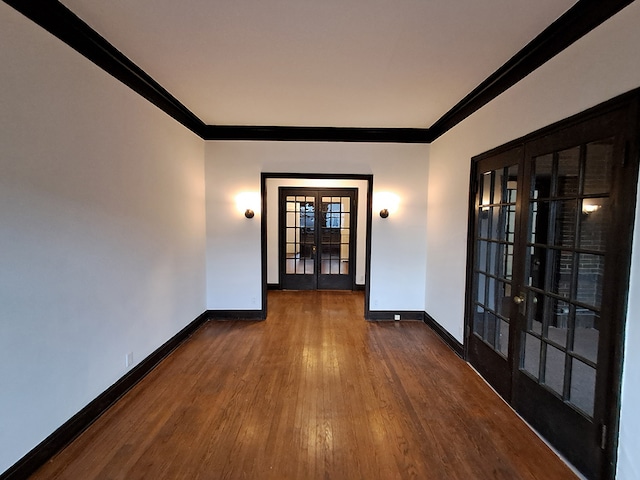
[126,352,134,369]
[394,314,401,320]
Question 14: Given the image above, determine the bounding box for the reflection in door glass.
[570,358,596,416]
[579,198,609,252]
[552,200,578,248]
[584,139,614,195]
[320,196,351,275]
[285,196,315,275]
[557,147,580,197]
[544,298,570,348]
[523,334,541,380]
[573,310,599,364]
[473,306,485,336]
[521,143,611,418]
[544,344,566,396]
[473,165,518,359]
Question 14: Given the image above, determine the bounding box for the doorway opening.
[261,174,374,316]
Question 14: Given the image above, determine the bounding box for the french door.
[279,188,356,290]
[467,99,639,479]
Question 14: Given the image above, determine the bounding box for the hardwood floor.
[31,291,577,479]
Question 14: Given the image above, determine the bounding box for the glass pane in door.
[285,195,315,275]
[473,164,518,358]
[521,140,613,417]
[320,196,351,275]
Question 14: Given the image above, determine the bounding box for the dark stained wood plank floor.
[31,291,577,479]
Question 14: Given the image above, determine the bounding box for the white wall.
[0,5,206,473]
[427,2,640,478]
[618,176,640,480]
[205,141,429,312]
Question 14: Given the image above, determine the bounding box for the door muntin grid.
[473,164,518,358]
[285,194,353,277]
[285,195,315,275]
[521,139,613,418]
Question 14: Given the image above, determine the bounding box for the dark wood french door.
[467,98,639,479]
[279,188,357,290]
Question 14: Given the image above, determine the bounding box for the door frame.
[261,173,374,316]
[463,89,640,479]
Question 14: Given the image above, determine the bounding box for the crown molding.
[427,0,635,141]
[203,125,431,143]
[4,0,207,137]
[3,0,636,143]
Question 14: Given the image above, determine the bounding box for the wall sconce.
[235,192,260,219]
[374,192,400,219]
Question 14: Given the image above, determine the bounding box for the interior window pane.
[573,310,599,364]
[477,240,488,273]
[533,154,553,199]
[484,312,497,348]
[487,242,498,276]
[473,306,485,337]
[584,139,614,195]
[557,147,580,198]
[341,197,350,213]
[494,168,506,205]
[579,197,609,252]
[476,273,487,306]
[570,359,596,417]
[342,212,350,229]
[340,260,348,275]
[286,227,297,244]
[528,246,546,290]
[543,344,566,396]
[478,207,490,238]
[504,244,514,280]
[506,205,516,243]
[553,200,578,249]
[286,257,295,274]
[481,172,493,206]
[286,211,296,228]
[529,201,550,245]
[549,250,574,298]
[489,207,501,240]
[498,319,509,358]
[507,164,518,202]
[340,244,349,263]
[487,277,496,311]
[546,299,570,348]
[321,259,330,274]
[522,333,541,380]
[495,281,512,318]
[576,253,604,309]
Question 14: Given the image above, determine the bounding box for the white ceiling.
[60,0,576,128]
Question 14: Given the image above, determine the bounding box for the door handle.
[312,245,317,255]
[513,295,525,305]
